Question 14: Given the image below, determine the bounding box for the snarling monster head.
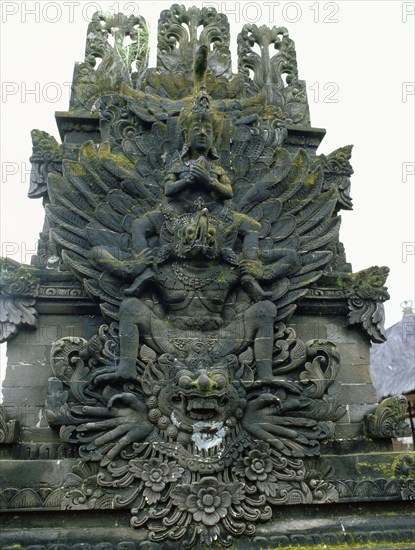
[141,353,254,446]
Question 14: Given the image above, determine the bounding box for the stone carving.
[28,130,63,199]
[365,396,411,439]
[394,455,415,501]
[0,485,65,510]
[238,23,310,124]
[345,266,390,343]
[45,318,345,544]
[41,10,359,542]
[314,145,354,211]
[1,529,414,550]
[337,478,404,501]
[70,12,149,112]
[144,3,246,103]
[0,404,19,443]
[0,3,396,545]
[0,258,39,343]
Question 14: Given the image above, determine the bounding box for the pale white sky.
[1,1,414,387]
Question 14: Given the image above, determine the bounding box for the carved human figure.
[126,98,273,301]
[93,206,278,384]
[164,118,233,213]
[92,97,300,385]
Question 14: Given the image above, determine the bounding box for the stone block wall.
[2,313,102,432]
[291,314,377,441]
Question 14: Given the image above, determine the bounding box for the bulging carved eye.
[213,373,227,389]
[178,375,193,388]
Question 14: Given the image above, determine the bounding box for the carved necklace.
[172,262,221,290]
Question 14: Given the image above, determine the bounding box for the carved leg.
[118,297,143,379]
[241,274,272,301]
[124,267,154,296]
[95,297,154,384]
[244,300,277,382]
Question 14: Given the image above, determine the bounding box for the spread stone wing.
[229,130,340,320]
[46,139,164,319]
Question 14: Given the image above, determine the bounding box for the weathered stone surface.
[336,383,378,405]
[337,363,373,384]
[0,4,407,548]
[334,421,365,438]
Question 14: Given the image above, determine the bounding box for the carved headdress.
[178,46,225,157]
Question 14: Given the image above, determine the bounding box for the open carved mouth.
[171,394,228,421]
[187,398,219,420]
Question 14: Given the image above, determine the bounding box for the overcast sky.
[1,1,414,384]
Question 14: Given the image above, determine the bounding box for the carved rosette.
[365,396,411,439]
[345,266,390,343]
[0,259,40,343]
[46,321,344,545]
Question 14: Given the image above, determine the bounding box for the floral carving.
[233,445,278,497]
[129,458,184,504]
[365,396,411,439]
[172,477,244,530]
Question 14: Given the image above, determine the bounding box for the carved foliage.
[0,258,39,343]
[238,24,309,124]
[158,4,230,68]
[365,396,411,439]
[146,3,314,106]
[346,266,390,343]
[144,5,244,100]
[70,12,149,111]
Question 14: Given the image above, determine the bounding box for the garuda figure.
[45,34,346,547]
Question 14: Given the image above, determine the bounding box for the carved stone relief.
[0,4,404,547]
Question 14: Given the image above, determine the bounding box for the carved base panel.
[1,501,414,549]
[1,451,414,549]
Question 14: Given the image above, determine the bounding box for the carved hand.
[78,393,153,466]
[129,248,154,275]
[92,360,138,385]
[242,389,316,456]
[189,163,211,186]
[240,259,265,279]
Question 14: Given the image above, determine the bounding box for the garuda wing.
[229,127,340,320]
[46,139,166,319]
